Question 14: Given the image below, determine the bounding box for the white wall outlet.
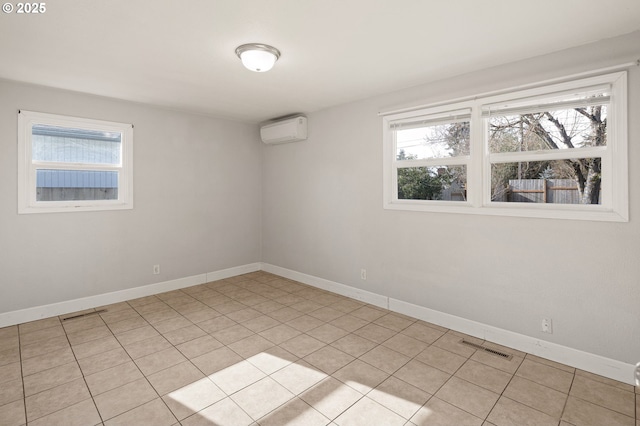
[153,264,160,275]
[360,269,367,280]
[541,318,553,334]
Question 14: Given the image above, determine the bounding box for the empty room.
[0,1,639,425]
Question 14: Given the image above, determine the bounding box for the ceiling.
[1,0,639,123]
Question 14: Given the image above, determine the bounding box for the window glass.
[396,120,470,160]
[32,124,122,165]
[397,165,467,201]
[487,102,608,154]
[36,170,119,201]
[490,160,602,204]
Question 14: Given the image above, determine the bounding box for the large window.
[18,111,133,213]
[382,71,628,221]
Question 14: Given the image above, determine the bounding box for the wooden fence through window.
[496,179,581,204]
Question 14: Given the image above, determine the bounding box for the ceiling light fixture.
[235,43,281,72]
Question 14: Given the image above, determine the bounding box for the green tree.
[396,149,449,200]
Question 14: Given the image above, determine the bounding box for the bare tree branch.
[521,114,561,150]
[543,112,575,148]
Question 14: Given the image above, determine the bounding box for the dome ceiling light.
[235,43,281,72]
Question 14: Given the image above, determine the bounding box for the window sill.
[18,202,133,215]
[383,201,628,222]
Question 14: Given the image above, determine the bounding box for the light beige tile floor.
[0,271,637,426]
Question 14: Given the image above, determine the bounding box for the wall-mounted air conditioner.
[260,115,307,145]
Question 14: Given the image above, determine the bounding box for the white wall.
[0,80,262,314]
[262,32,640,365]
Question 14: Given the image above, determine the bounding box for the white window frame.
[18,110,134,214]
[382,71,628,222]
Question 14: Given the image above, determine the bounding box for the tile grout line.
[17,325,27,426]
[61,312,105,426]
[559,371,577,426]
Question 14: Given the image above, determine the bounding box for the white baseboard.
[262,263,636,386]
[389,298,636,386]
[0,263,261,328]
[207,263,261,283]
[2,261,634,386]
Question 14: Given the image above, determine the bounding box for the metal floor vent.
[62,309,107,321]
[460,339,513,360]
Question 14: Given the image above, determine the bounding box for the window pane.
[491,159,601,204]
[397,165,467,201]
[488,103,607,154]
[396,121,470,160]
[32,124,121,165]
[36,170,118,201]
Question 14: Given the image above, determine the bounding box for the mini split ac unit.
[260,116,307,144]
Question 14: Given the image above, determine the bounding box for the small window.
[382,71,628,221]
[18,111,133,213]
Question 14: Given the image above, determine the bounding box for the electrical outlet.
[153,264,160,275]
[360,269,367,280]
[541,318,553,334]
